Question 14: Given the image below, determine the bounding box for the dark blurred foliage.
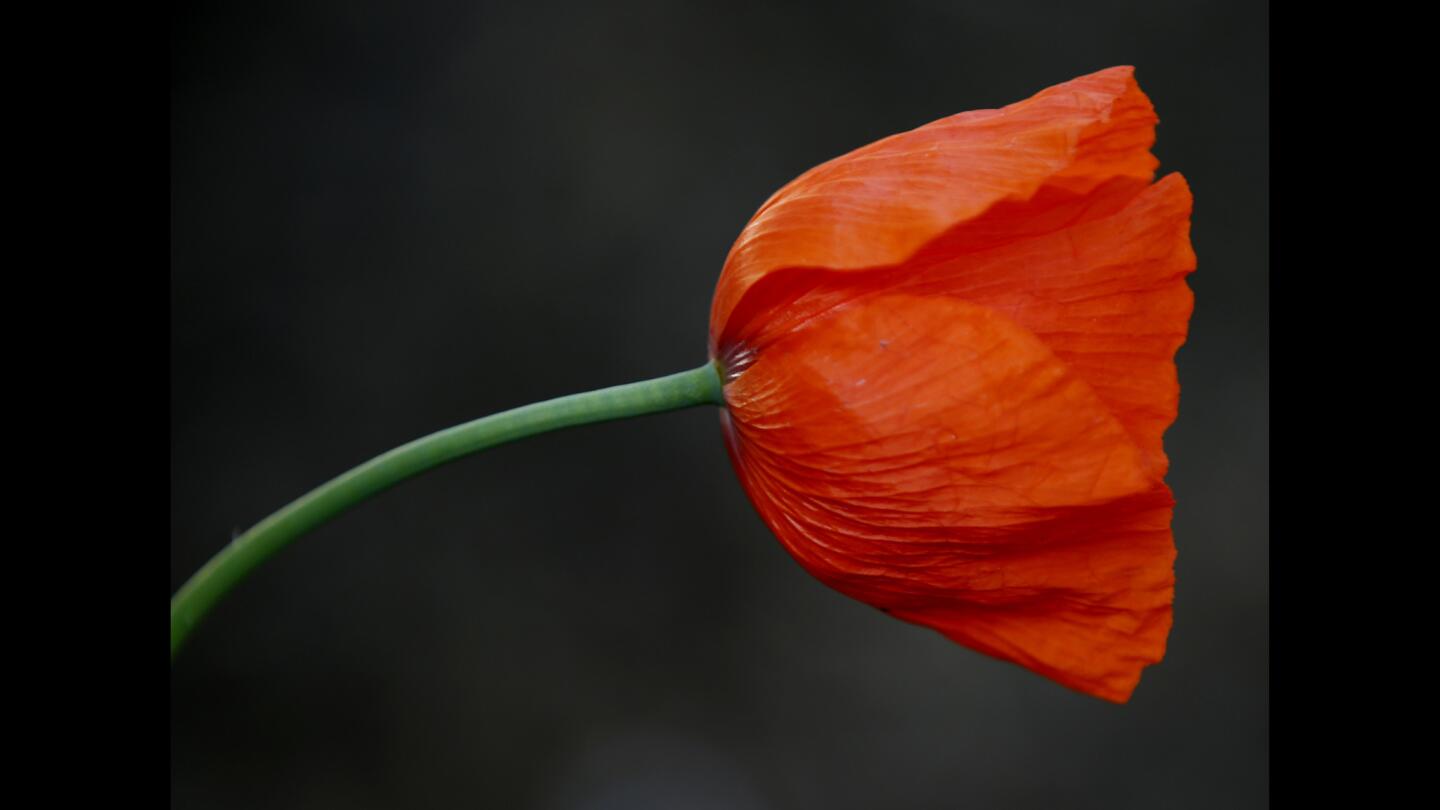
[171,1,1267,807]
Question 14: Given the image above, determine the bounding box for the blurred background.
[171,0,1268,807]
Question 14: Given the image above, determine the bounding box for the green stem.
[171,361,724,660]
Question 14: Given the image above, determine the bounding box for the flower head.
[710,67,1195,703]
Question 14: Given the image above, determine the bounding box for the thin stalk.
[171,361,724,659]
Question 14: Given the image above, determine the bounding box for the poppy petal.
[721,292,1174,702]
[712,65,1160,355]
[895,173,1195,476]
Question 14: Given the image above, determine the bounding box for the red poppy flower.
[710,66,1195,703]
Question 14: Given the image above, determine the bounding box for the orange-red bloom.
[709,66,1195,703]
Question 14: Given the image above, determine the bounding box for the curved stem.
[171,361,724,659]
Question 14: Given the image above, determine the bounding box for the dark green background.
[171,1,1268,807]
